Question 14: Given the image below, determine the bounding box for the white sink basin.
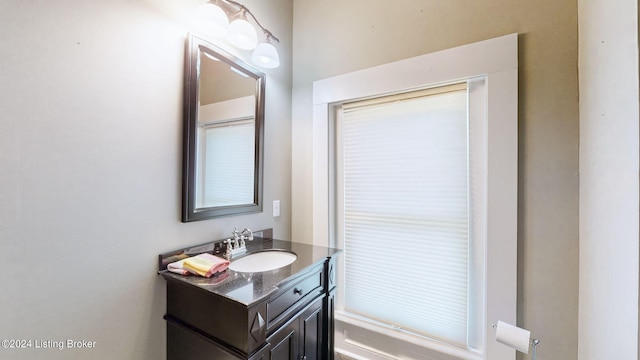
[229,251,297,273]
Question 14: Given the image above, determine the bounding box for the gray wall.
[291,1,579,359]
[0,0,292,359]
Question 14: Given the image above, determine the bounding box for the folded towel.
[167,258,190,275]
[182,253,230,278]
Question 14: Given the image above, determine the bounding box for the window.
[195,93,257,210]
[312,34,518,360]
[197,118,256,207]
[338,83,471,347]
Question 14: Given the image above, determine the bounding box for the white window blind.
[339,83,470,346]
[198,118,255,207]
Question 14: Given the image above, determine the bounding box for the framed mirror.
[182,34,265,222]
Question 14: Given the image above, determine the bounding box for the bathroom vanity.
[158,234,341,360]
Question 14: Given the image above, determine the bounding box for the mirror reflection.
[183,34,265,222]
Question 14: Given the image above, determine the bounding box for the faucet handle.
[232,226,242,240]
[241,228,254,241]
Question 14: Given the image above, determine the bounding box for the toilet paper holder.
[491,322,541,360]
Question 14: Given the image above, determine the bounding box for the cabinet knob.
[300,356,307,360]
[294,288,303,295]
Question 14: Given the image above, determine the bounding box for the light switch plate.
[273,200,280,217]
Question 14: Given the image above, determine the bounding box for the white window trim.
[312,34,518,360]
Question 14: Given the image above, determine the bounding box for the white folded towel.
[167,258,190,275]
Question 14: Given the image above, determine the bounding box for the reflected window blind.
[202,119,255,207]
[340,83,469,346]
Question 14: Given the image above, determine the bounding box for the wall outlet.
[273,200,280,217]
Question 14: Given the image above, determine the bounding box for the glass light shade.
[252,42,280,68]
[227,18,258,50]
[196,3,229,38]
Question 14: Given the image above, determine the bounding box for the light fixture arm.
[218,0,280,43]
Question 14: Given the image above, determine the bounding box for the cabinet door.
[300,298,324,360]
[267,318,299,360]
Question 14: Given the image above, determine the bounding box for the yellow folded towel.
[182,253,230,278]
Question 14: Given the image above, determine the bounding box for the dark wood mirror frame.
[182,34,265,222]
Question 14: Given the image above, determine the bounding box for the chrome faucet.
[232,227,254,243]
[226,227,252,259]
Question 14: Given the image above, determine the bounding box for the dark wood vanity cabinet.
[267,296,323,360]
[162,252,338,360]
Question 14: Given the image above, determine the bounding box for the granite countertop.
[159,238,341,307]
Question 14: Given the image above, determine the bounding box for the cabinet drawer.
[267,267,323,327]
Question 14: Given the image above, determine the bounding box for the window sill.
[335,311,483,360]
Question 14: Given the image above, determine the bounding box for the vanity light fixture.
[195,0,280,69]
[195,2,229,38]
[251,38,279,68]
[227,9,258,50]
